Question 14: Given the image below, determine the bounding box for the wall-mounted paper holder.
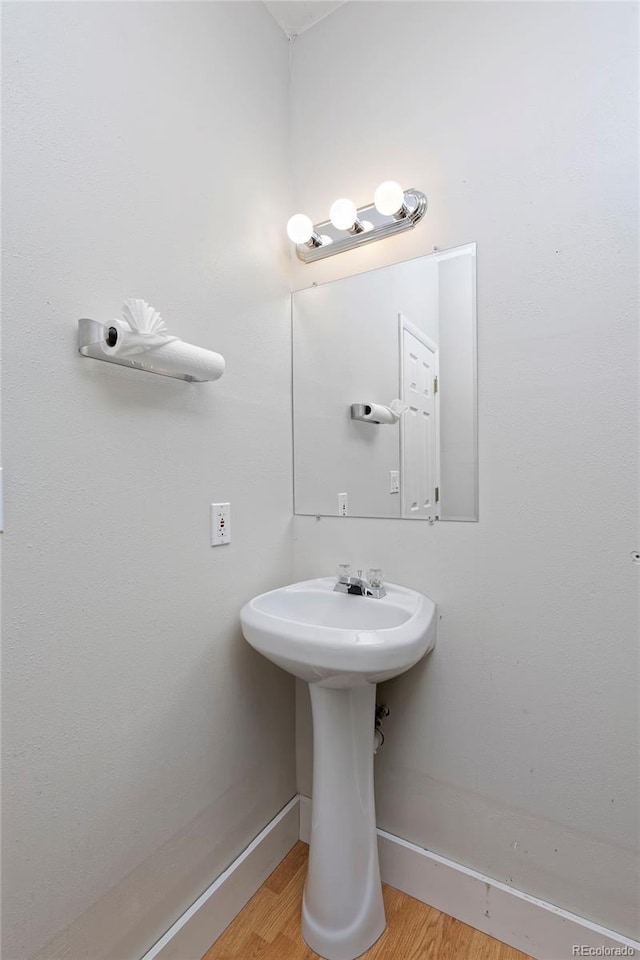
[77,317,225,383]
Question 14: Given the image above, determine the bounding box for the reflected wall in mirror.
[292,243,477,521]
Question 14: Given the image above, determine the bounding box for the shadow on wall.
[33,624,295,960]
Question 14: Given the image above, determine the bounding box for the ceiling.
[264,1,347,39]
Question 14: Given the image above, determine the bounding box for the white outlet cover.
[211,503,230,546]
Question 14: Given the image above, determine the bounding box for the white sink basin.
[240,576,436,687]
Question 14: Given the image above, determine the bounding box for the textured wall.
[1,4,295,958]
[290,1,639,938]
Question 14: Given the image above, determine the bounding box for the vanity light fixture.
[288,181,427,263]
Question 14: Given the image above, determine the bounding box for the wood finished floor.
[201,841,534,960]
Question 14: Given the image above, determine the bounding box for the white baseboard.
[299,795,639,960]
[140,796,299,960]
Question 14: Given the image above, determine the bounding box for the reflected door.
[399,315,440,518]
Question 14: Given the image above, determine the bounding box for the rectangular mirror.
[292,243,478,521]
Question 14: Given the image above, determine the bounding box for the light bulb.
[330,198,358,231]
[374,180,405,216]
[287,214,314,245]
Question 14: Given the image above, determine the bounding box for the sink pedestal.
[302,682,385,960]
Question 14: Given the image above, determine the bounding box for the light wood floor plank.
[264,840,309,895]
[202,842,533,960]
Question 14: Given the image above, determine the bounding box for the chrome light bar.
[289,185,427,263]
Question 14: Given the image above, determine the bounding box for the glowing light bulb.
[374,181,405,216]
[286,214,314,245]
[330,198,358,231]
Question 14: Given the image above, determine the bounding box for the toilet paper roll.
[364,403,398,424]
[100,319,225,382]
[138,339,225,381]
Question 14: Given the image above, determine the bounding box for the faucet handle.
[368,568,384,588]
[337,563,351,583]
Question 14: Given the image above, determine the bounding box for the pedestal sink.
[240,576,436,960]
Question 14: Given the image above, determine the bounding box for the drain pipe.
[374,704,390,754]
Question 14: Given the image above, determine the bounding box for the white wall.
[1,4,295,958]
[290,0,639,940]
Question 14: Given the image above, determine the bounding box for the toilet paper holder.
[77,317,224,383]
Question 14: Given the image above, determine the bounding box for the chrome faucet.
[334,565,386,599]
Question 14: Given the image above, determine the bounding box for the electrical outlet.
[211,503,230,545]
[338,492,348,517]
[389,470,399,494]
